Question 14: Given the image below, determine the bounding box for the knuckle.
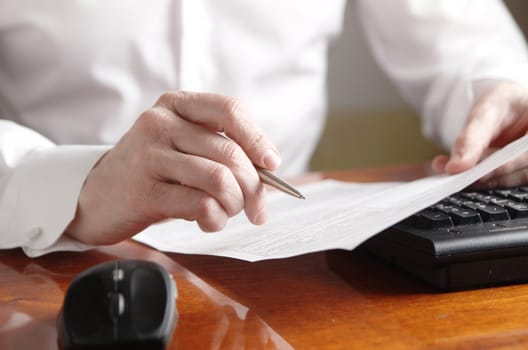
[157,91,184,107]
[136,109,164,133]
[219,141,243,164]
[156,92,172,105]
[136,109,155,126]
[247,132,266,152]
[196,195,220,223]
[136,107,179,141]
[222,96,243,122]
[207,164,232,192]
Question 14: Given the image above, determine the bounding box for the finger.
[156,91,282,170]
[431,154,449,174]
[159,113,268,225]
[445,96,504,174]
[490,86,528,147]
[152,182,229,232]
[154,149,245,217]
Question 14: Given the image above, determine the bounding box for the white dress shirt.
[0,0,527,256]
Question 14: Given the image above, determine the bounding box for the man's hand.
[65,91,282,245]
[432,81,528,188]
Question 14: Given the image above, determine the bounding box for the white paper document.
[133,135,528,262]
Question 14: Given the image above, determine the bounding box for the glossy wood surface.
[3,162,528,349]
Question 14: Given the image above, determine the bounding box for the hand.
[432,81,528,188]
[65,91,282,245]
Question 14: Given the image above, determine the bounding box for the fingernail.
[254,209,268,225]
[446,151,472,172]
[263,149,282,170]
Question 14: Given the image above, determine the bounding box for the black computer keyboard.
[412,188,528,228]
[362,187,528,291]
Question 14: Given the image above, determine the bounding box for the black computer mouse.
[57,259,177,350]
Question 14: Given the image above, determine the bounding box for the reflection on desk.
[0,241,291,350]
[2,163,528,349]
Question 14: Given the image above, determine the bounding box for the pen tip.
[299,194,306,200]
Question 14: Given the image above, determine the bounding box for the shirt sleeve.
[356,0,528,150]
[0,120,111,257]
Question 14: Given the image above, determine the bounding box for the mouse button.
[112,266,125,283]
[109,292,126,319]
[63,273,114,341]
[128,266,170,334]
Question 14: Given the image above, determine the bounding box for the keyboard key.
[503,201,528,219]
[507,189,528,202]
[494,189,514,198]
[447,196,464,206]
[447,207,482,226]
[434,202,456,212]
[434,203,482,226]
[413,210,454,229]
[462,201,510,222]
[488,196,509,205]
[459,192,479,200]
[474,193,494,203]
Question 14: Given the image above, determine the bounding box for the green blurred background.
[310,0,528,172]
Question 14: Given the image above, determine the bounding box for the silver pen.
[256,167,306,199]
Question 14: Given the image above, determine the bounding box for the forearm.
[357,0,528,149]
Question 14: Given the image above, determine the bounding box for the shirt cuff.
[0,145,111,257]
[471,62,528,96]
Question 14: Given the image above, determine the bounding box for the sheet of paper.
[133,135,528,262]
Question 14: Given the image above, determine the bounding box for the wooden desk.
[3,163,528,349]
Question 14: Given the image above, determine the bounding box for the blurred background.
[310,0,528,171]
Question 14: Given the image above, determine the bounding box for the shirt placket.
[178,0,212,91]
